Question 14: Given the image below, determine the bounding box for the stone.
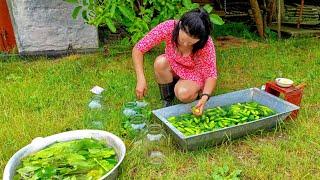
[6,0,99,55]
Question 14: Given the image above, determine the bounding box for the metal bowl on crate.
[3,130,126,180]
[152,88,299,151]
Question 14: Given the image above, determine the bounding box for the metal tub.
[152,88,299,151]
[3,130,126,180]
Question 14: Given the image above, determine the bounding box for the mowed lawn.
[0,37,319,179]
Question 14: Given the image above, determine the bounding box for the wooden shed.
[193,0,320,38]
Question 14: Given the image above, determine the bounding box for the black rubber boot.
[158,81,176,107]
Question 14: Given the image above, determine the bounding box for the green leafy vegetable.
[14,139,117,180]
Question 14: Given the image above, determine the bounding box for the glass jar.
[123,102,139,117]
[85,92,105,129]
[129,114,146,131]
[143,124,167,165]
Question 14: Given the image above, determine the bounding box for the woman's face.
[178,29,200,47]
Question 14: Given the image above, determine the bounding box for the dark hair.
[172,8,213,54]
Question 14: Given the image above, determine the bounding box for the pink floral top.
[135,20,217,89]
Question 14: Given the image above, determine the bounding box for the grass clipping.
[14,139,117,179]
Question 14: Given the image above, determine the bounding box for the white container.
[275,78,294,87]
[3,130,126,180]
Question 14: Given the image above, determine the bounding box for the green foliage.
[203,4,224,26]
[14,139,117,179]
[265,27,278,40]
[65,0,135,33]
[211,165,242,180]
[213,22,259,40]
[64,0,224,43]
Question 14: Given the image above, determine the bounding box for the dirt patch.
[215,36,266,49]
[129,166,138,177]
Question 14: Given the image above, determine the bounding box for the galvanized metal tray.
[152,88,300,150]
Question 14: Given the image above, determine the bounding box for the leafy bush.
[64,0,224,43]
[213,22,278,41]
[213,22,259,40]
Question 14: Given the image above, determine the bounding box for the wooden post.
[277,0,281,39]
[250,0,265,39]
[297,0,304,29]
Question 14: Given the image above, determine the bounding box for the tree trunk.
[267,0,276,26]
[262,0,267,32]
[250,0,265,38]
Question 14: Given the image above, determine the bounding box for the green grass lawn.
[1,37,319,179]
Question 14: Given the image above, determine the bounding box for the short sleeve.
[199,37,217,79]
[135,20,175,53]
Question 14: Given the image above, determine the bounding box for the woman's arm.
[193,77,217,116]
[132,20,175,99]
[202,77,217,98]
[193,37,217,116]
[132,46,147,99]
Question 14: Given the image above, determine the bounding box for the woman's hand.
[136,79,147,100]
[192,96,209,116]
[132,47,148,100]
[192,77,216,116]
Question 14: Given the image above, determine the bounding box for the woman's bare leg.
[154,55,173,84]
[174,80,201,103]
[154,55,177,107]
